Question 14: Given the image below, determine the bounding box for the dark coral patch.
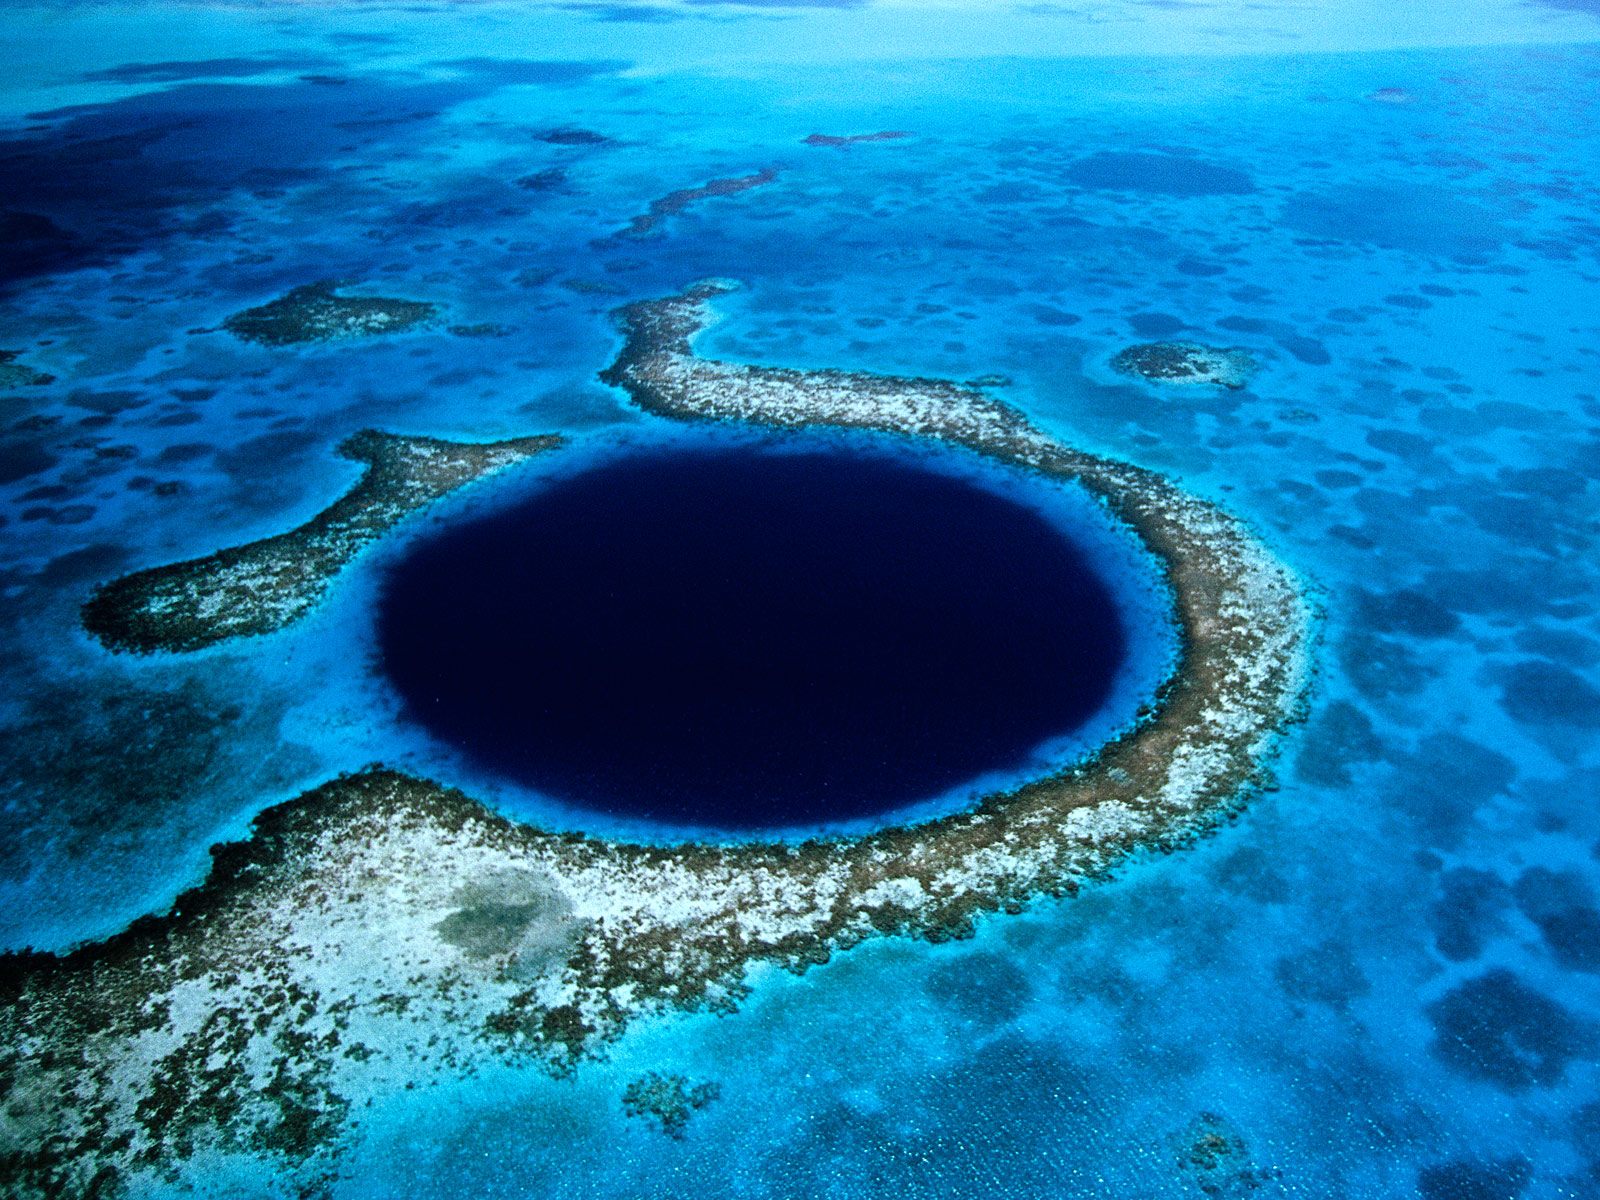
[1512,868,1600,973]
[221,281,438,346]
[621,1072,721,1138]
[1111,342,1255,389]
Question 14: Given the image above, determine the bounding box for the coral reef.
[4,282,1312,1195]
[82,430,562,653]
[622,1072,722,1138]
[1111,342,1257,389]
[610,169,779,239]
[220,281,438,346]
[1174,1111,1277,1197]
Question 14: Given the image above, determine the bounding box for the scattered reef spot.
[1172,1111,1277,1197]
[1386,732,1515,847]
[532,127,613,145]
[82,430,562,653]
[220,281,439,346]
[1292,699,1384,789]
[925,950,1033,1025]
[1429,868,1511,963]
[621,1072,721,1139]
[1111,342,1256,389]
[608,168,779,240]
[1128,312,1188,338]
[1281,184,1505,259]
[1274,937,1370,1013]
[1494,658,1600,729]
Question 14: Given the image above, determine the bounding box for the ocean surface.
[2,1,1598,1197]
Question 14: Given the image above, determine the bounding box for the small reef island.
[0,283,1313,1197]
[219,281,439,346]
[1111,341,1257,390]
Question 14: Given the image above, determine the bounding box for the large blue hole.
[376,436,1147,832]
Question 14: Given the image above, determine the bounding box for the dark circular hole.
[376,437,1134,830]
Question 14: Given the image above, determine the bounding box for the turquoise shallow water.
[1,1,1599,1197]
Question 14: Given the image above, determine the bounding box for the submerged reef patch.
[4,283,1311,1194]
[803,130,912,146]
[1111,341,1257,389]
[609,168,779,239]
[220,281,439,346]
[82,430,562,653]
[0,349,55,389]
[622,1072,722,1138]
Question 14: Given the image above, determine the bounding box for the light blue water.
[1,2,1598,1197]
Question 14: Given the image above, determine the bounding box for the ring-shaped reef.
[3,281,1313,1198]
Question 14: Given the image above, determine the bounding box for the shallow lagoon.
[1,1,1599,1198]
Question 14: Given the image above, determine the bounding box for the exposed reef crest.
[7,283,1312,1196]
[82,430,562,653]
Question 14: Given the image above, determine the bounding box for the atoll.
[1110,341,1257,389]
[4,282,1311,1196]
[0,349,55,389]
[82,430,562,653]
[220,281,439,346]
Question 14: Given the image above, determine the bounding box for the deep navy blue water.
[377,439,1128,829]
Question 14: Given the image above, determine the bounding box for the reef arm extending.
[81,431,563,654]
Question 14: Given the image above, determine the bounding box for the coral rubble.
[622,1072,722,1138]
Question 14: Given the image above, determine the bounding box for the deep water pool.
[373,430,1176,832]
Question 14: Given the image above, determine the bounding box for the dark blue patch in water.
[1065,151,1255,195]
[377,440,1131,831]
